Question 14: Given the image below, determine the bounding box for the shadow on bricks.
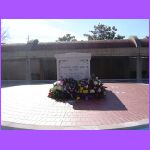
[72,90,127,111]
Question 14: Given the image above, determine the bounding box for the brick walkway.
[1,82,149,129]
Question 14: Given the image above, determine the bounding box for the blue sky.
[1,19,149,43]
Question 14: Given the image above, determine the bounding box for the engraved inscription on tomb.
[55,53,91,80]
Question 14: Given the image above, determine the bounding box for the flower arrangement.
[48,77,107,102]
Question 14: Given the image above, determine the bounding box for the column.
[26,58,31,80]
[88,58,91,79]
[56,59,60,80]
[136,56,142,82]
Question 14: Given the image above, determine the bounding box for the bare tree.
[1,28,9,43]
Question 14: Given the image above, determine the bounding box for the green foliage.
[84,24,125,40]
[57,34,77,42]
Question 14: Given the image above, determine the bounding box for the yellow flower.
[76,96,80,100]
[83,90,88,93]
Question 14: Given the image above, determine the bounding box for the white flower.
[98,88,101,93]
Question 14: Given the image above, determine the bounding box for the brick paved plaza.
[1,82,149,129]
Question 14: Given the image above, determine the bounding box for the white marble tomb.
[55,53,91,80]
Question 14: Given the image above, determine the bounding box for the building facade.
[1,38,149,81]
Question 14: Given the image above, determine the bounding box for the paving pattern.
[1,82,149,129]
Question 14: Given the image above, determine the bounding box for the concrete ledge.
[2,79,149,85]
[1,119,149,130]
